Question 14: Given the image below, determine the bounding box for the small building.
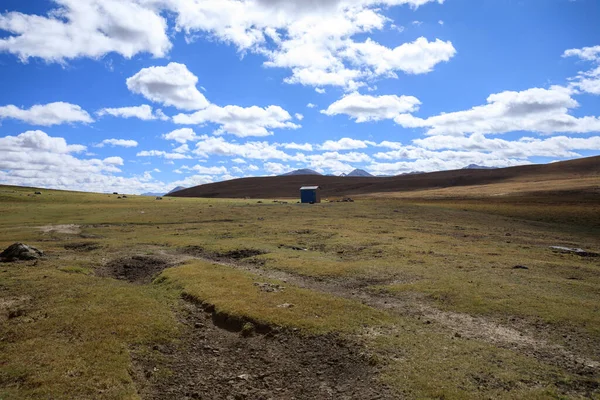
[300,186,321,204]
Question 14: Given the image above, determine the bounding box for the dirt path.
[168,248,600,378]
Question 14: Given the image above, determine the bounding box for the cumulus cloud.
[96,105,168,121]
[280,142,314,151]
[413,87,600,136]
[343,37,456,76]
[0,130,170,193]
[173,104,300,137]
[0,0,171,63]
[162,128,206,143]
[126,63,209,111]
[193,136,300,161]
[319,137,375,151]
[322,92,421,122]
[0,102,93,126]
[325,87,600,136]
[263,162,291,175]
[412,133,600,159]
[158,0,451,89]
[95,139,138,148]
[136,150,191,160]
[1,0,452,89]
[563,44,600,95]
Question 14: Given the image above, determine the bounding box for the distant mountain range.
[141,186,187,197]
[281,165,497,177]
[462,164,498,170]
[281,169,321,176]
[282,168,374,177]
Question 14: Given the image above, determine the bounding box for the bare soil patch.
[132,299,394,400]
[64,242,102,252]
[39,224,81,235]
[173,249,600,382]
[98,255,174,284]
[180,246,267,261]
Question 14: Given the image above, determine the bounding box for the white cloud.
[295,113,304,120]
[280,142,314,151]
[95,139,138,148]
[0,0,451,90]
[438,20,444,25]
[126,63,209,111]
[136,150,191,160]
[315,88,327,94]
[412,133,600,159]
[0,102,93,126]
[563,45,600,62]
[319,137,375,151]
[0,0,171,63]
[173,104,300,137]
[188,165,229,175]
[162,0,450,89]
[325,87,600,136]
[173,144,190,153]
[0,130,86,154]
[231,158,247,164]
[263,162,290,175]
[307,103,317,108]
[96,105,168,121]
[162,128,206,143]
[411,86,600,136]
[0,130,172,194]
[322,92,421,122]
[563,44,600,95]
[343,37,456,76]
[193,136,300,161]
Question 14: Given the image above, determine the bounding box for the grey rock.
[0,243,44,262]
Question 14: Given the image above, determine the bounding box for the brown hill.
[169,155,600,199]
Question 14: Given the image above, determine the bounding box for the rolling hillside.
[169,155,600,199]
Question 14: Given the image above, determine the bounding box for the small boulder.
[34,191,42,195]
[0,243,44,262]
[512,265,528,270]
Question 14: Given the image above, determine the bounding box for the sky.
[0,0,599,194]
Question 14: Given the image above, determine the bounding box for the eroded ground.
[0,185,599,399]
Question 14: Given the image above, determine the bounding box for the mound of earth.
[0,243,44,262]
[98,255,173,284]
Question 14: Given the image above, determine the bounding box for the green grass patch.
[160,261,393,334]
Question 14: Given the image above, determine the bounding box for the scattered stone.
[0,243,44,262]
[505,233,512,236]
[156,197,163,200]
[237,374,250,381]
[253,282,285,293]
[512,265,529,270]
[550,246,599,257]
[34,191,42,195]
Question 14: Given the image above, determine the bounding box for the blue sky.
[1,0,599,193]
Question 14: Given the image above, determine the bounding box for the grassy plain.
[0,184,599,399]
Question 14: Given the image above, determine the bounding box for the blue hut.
[300,186,321,204]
